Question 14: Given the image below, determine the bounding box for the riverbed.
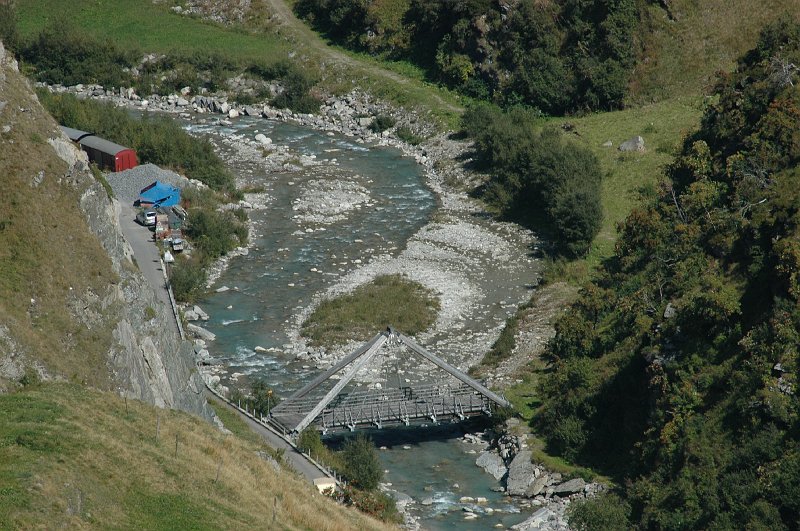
[184,113,540,529]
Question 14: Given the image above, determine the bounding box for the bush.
[396,126,424,145]
[184,209,247,262]
[369,114,396,133]
[21,24,137,88]
[38,91,237,194]
[271,68,321,114]
[0,1,20,53]
[170,257,206,303]
[462,106,603,256]
[341,433,382,490]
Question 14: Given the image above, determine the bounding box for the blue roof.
[138,181,181,207]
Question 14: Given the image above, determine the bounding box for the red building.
[60,126,139,172]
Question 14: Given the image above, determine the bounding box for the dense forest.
[537,20,800,529]
[295,0,643,114]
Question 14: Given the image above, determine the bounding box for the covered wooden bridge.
[268,328,511,435]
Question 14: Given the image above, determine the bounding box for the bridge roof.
[269,328,511,434]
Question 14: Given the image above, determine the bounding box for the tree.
[342,433,382,490]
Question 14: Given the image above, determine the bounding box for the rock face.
[476,450,508,481]
[506,450,537,496]
[0,42,211,419]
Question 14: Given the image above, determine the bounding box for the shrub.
[184,209,246,261]
[21,24,137,88]
[271,68,321,114]
[369,114,396,133]
[169,257,206,303]
[396,126,424,145]
[341,433,382,490]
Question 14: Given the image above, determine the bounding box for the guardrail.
[160,257,185,341]
[202,376,342,487]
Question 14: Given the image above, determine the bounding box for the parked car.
[170,238,185,252]
[136,210,157,226]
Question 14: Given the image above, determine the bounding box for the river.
[187,114,537,529]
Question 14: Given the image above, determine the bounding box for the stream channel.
[185,115,532,529]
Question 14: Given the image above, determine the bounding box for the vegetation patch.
[0,384,389,529]
[301,274,440,348]
[534,21,800,528]
[462,104,603,257]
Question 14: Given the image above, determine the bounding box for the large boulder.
[511,507,553,530]
[619,135,645,152]
[506,450,536,496]
[525,474,550,497]
[552,477,586,495]
[476,451,508,481]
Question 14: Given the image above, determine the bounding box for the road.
[118,203,181,338]
[206,390,330,483]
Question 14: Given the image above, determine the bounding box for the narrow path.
[205,390,332,484]
[261,0,463,115]
[118,203,181,338]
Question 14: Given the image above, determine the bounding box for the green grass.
[15,0,290,63]
[632,0,795,103]
[0,383,390,530]
[546,98,703,274]
[301,274,440,348]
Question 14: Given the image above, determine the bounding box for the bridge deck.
[269,383,493,433]
[267,328,510,434]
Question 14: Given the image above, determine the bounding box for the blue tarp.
[137,181,180,207]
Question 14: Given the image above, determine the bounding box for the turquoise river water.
[190,117,528,529]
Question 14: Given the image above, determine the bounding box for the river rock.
[552,477,586,495]
[228,108,240,119]
[192,305,209,321]
[476,451,508,481]
[511,507,553,530]
[619,135,645,152]
[421,497,434,506]
[525,474,549,497]
[255,133,272,145]
[506,450,536,496]
[186,323,216,341]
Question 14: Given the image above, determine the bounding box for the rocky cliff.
[0,40,210,419]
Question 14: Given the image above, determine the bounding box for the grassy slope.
[0,383,390,530]
[15,0,463,128]
[15,0,289,63]
[0,54,118,391]
[632,0,796,103]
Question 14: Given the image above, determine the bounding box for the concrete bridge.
[269,328,511,435]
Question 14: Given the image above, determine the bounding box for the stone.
[476,451,508,481]
[228,108,240,119]
[216,285,230,293]
[663,302,676,319]
[192,305,209,320]
[180,86,192,96]
[421,497,434,506]
[255,133,272,145]
[184,309,200,321]
[506,450,536,496]
[254,346,268,353]
[176,97,189,106]
[459,496,475,503]
[552,477,586,495]
[619,135,646,152]
[525,474,549,497]
[511,507,553,530]
[186,323,216,342]
[0,101,6,113]
[602,140,613,147]
[219,102,230,114]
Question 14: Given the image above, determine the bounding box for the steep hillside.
[0,383,390,530]
[633,0,798,102]
[0,40,208,417]
[537,20,800,529]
